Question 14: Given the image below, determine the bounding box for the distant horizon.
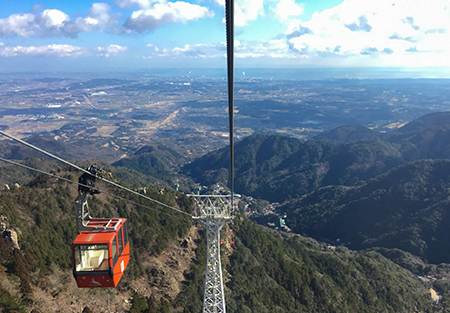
[1,66,450,80]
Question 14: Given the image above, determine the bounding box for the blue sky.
[0,0,450,71]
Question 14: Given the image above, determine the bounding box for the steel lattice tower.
[190,195,232,313]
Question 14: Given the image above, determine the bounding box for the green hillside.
[183,112,450,203]
[312,125,377,142]
[183,134,405,202]
[113,145,186,178]
[1,169,443,312]
[179,218,436,313]
[282,159,450,264]
[0,171,192,312]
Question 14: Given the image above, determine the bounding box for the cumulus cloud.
[388,32,417,42]
[235,0,263,26]
[31,4,45,13]
[144,39,295,59]
[0,3,117,38]
[286,25,312,39]
[141,0,450,66]
[345,16,372,32]
[1,0,215,36]
[284,0,450,65]
[216,0,301,26]
[148,42,225,58]
[75,3,117,33]
[0,44,87,57]
[0,43,127,57]
[153,0,447,66]
[123,1,214,32]
[236,39,293,58]
[360,47,393,56]
[116,0,154,9]
[425,28,447,34]
[146,43,160,51]
[211,0,263,26]
[401,16,420,31]
[406,46,419,53]
[273,0,303,21]
[97,44,128,57]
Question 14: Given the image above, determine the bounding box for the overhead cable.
[0,130,191,217]
[0,156,191,221]
[225,0,235,207]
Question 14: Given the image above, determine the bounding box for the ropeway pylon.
[189,195,232,313]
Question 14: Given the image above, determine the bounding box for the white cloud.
[0,1,213,37]
[0,43,128,57]
[273,0,303,22]
[0,44,87,57]
[136,0,449,67]
[235,0,263,26]
[235,39,293,58]
[0,3,117,38]
[31,4,45,13]
[145,39,293,59]
[212,0,224,6]
[159,43,226,58]
[216,0,300,26]
[38,9,69,28]
[284,0,450,66]
[123,1,214,32]
[146,43,160,51]
[140,0,450,67]
[116,0,153,9]
[75,3,117,33]
[97,44,128,57]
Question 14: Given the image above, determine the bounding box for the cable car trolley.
[72,165,130,288]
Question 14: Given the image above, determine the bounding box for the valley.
[2,76,450,312]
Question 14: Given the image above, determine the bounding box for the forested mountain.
[179,218,436,313]
[113,145,185,179]
[1,169,444,312]
[5,112,450,312]
[0,172,193,312]
[280,159,450,264]
[183,112,450,202]
[394,112,450,134]
[182,134,405,202]
[315,112,450,148]
[312,125,377,142]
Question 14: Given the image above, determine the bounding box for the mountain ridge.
[281,159,450,264]
[183,111,450,202]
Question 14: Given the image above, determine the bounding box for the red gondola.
[72,218,130,288]
[71,166,130,288]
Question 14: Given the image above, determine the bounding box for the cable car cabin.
[72,218,130,288]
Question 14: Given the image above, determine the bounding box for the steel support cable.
[0,130,191,217]
[225,0,235,208]
[0,156,191,221]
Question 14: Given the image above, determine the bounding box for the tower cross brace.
[190,195,232,313]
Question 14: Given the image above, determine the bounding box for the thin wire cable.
[0,156,191,221]
[225,0,235,209]
[0,130,190,217]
